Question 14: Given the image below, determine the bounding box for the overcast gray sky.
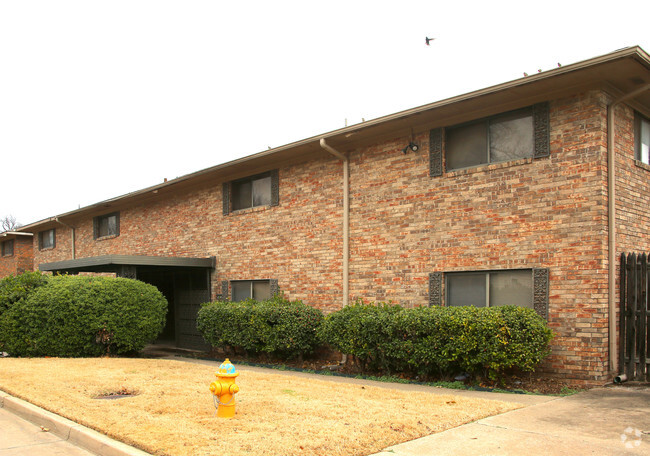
[1,0,649,226]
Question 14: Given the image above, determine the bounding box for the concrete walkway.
[2,355,649,455]
[371,385,650,456]
[0,390,150,456]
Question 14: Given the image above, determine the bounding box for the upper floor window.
[231,280,272,302]
[429,102,550,176]
[223,170,279,215]
[1,240,14,257]
[93,212,120,239]
[636,112,650,165]
[446,269,533,308]
[39,229,56,250]
[446,109,534,170]
[233,174,272,210]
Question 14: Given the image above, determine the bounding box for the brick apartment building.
[0,232,33,277]
[3,46,650,382]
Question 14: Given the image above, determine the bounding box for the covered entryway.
[39,255,215,350]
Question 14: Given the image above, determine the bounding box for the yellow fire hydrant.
[209,358,240,418]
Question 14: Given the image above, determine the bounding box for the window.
[233,174,271,210]
[231,280,272,301]
[39,229,56,250]
[93,212,120,239]
[1,240,14,257]
[223,170,279,215]
[446,109,534,170]
[429,102,549,176]
[636,113,650,165]
[446,269,534,308]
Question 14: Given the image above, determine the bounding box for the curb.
[0,390,150,456]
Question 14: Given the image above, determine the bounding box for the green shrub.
[197,295,323,359]
[0,271,49,316]
[0,275,167,356]
[319,302,553,379]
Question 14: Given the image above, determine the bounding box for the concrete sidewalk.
[371,385,650,456]
[0,390,150,456]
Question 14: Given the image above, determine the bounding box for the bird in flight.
[425,37,435,45]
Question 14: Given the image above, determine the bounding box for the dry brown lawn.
[0,358,521,456]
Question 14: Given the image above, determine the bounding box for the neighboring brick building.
[14,46,650,383]
[0,232,34,277]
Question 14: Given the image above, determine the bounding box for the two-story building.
[4,46,650,383]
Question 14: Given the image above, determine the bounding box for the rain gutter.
[54,217,75,259]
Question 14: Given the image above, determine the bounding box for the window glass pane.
[99,217,108,237]
[489,270,533,308]
[252,281,271,300]
[231,282,251,302]
[446,122,488,170]
[490,113,534,163]
[447,273,487,307]
[252,176,272,207]
[42,230,53,248]
[641,118,650,164]
[232,181,252,210]
[107,216,117,235]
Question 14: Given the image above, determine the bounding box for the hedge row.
[0,273,167,357]
[197,295,323,359]
[197,298,553,379]
[318,302,554,380]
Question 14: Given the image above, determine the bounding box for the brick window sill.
[445,157,533,178]
[228,205,273,216]
[39,247,55,252]
[95,234,119,242]
[634,160,650,172]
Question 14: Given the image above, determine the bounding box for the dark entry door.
[174,269,212,350]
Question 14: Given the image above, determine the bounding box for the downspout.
[607,83,650,373]
[319,138,349,309]
[54,218,75,259]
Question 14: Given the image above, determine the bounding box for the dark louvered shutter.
[270,169,279,207]
[533,102,550,159]
[270,279,279,297]
[222,183,230,215]
[533,268,549,319]
[428,272,442,306]
[429,128,443,177]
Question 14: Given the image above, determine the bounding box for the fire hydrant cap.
[218,358,237,375]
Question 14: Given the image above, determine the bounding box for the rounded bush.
[197,295,323,359]
[319,302,554,379]
[0,271,49,316]
[0,275,167,356]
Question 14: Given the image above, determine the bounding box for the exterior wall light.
[402,142,419,154]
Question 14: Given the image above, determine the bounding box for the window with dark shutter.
[429,102,550,175]
[39,229,56,250]
[230,280,275,301]
[1,240,14,257]
[434,268,549,319]
[224,170,279,214]
[93,212,120,239]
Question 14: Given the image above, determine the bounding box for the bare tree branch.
[1,215,21,232]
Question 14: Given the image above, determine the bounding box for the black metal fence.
[620,253,650,381]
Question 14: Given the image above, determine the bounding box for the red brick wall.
[34,158,345,313]
[347,90,610,381]
[0,237,34,278]
[30,89,647,382]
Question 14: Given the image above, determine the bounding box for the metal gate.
[619,253,650,381]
